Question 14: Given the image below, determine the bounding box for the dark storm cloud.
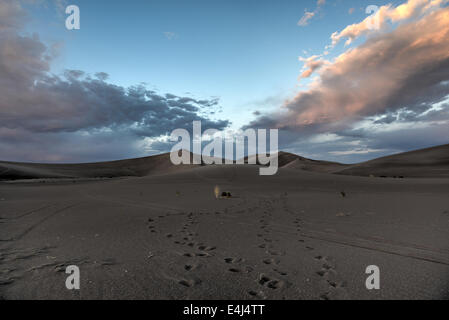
[0,0,25,31]
[0,64,228,136]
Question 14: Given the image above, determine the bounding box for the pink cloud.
[298,55,329,80]
[249,5,449,136]
[332,0,448,46]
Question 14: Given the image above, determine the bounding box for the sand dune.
[277,152,349,173]
[335,144,449,178]
[240,145,449,177]
[0,152,199,181]
[1,144,448,181]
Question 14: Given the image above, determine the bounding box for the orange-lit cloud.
[332,0,448,46]
[298,55,330,80]
[248,2,449,137]
[298,0,326,26]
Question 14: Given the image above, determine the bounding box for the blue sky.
[24,0,391,129]
[1,0,448,163]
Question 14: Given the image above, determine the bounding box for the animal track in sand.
[316,270,326,277]
[183,263,201,271]
[158,212,217,260]
[262,258,279,265]
[315,256,336,278]
[224,257,244,264]
[258,274,270,285]
[320,293,330,300]
[195,252,212,257]
[223,257,253,274]
[267,250,284,256]
[257,274,284,290]
[266,280,282,289]
[314,255,347,299]
[182,251,212,258]
[0,278,15,286]
[273,269,288,276]
[247,290,266,299]
[178,278,201,288]
[197,245,216,251]
[146,217,161,234]
[255,197,293,288]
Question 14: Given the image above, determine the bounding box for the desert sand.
[0,145,448,300]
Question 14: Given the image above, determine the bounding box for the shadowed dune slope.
[0,152,199,180]
[244,152,348,173]
[335,144,449,178]
[277,152,349,173]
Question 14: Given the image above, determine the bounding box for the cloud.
[250,5,449,131]
[298,55,330,80]
[246,1,449,162]
[0,0,25,31]
[328,148,388,156]
[0,1,229,162]
[332,0,448,46]
[265,114,449,163]
[163,31,177,40]
[297,0,326,27]
[298,11,315,26]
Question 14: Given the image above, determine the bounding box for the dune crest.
[1,144,448,181]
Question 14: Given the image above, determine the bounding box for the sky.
[1,0,449,163]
